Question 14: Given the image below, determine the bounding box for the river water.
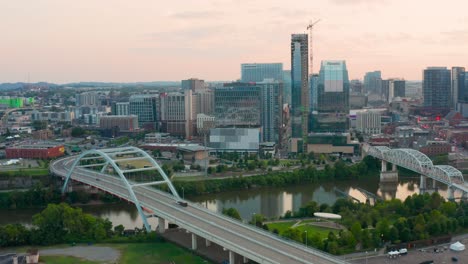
[0,176,451,229]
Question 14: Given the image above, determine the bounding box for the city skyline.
[1,0,468,83]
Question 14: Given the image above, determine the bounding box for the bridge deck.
[52,157,345,264]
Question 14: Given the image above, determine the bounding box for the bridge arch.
[61,147,180,231]
[384,148,433,173]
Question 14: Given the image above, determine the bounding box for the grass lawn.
[0,168,49,177]
[114,242,209,264]
[116,159,152,168]
[267,220,337,240]
[40,256,99,264]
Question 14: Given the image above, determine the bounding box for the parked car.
[399,248,408,255]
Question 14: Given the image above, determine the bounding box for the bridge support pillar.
[205,239,211,247]
[229,251,235,264]
[380,171,398,182]
[448,187,455,201]
[420,175,427,194]
[392,163,397,171]
[243,256,249,263]
[191,233,197,250]
[381,160,387,172]
[157,217,167,233]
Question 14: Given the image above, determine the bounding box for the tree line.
[277,193,468,255]
[172,156,380,196]
[0,203,158,247]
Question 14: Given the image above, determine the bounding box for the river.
[0,176,451,229]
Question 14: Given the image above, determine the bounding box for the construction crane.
[302,19,320,154]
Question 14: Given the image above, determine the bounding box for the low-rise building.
[419,141,452,156]
[97,115,139,132]
[6,142,65,159]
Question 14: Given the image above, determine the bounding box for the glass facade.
[452,67,466,105]
[364,71,382,94]
[210,128,260,152]
[290,34,309,138]
[214,82,282,143]
[129,94,159,125]
[241,63,283,83]
[214,84,261,127]
[283,70,292,105]
[312,60,349,133]
[423,67,451,109]
[309,74,319,112]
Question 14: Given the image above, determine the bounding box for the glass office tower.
[423,67,451,109]
[290,34,309,139]
[241,63,283,83]
[311,60,349,132]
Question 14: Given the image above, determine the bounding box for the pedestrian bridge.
[363,144,468,199]
[51,147,346,264]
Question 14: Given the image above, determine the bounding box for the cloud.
[329,0,387,5]
[168,10,221,19]
[145,25,226,42]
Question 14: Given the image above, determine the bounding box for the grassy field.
[116,159,152,169]
[267,220,338,240]
[40,256,99,264]
[115,242,208,264]
[0,168,49,177]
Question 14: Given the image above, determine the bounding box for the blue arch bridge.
[51,147,348,264]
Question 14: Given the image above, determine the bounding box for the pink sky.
[0,0,467,83]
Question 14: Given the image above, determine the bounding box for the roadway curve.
[51,156,347,264]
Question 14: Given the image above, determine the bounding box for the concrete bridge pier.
[420,175,427,194]
[447,187,455,201]
[380,160,398,182]
[229,251,235,264]
[243,256,249,263]
[157,217,168,233]
[191,233,197,250]
[205,239,211,247]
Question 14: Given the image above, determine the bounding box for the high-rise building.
[214,82,282,143]
[309,74,319,112]
[129,94,159,129]
[350,79,364,94]
[182,78,205,92]
[388,79,405,103]
[193,90,214,115]
[291,34,309,139]
[452,67,466,108]
[258,80,283,143]
[241,63,283,83]
[356,110,381,135]
[312,60,349,132]
[76,92,100,106]
[423,67,451,109]
[364,71,382,95]
[214,83,261,128]
[111,102,130,115]
[160,90,194,139]
[283,70,292,105]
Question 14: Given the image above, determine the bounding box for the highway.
[51,156,347,264]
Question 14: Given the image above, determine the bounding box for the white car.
[399,248,408,255]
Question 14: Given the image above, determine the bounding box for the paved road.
[52,156,348,264]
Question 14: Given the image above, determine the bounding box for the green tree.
[71,127,86,137]
[222,208,242,220]
[282,228,303,243]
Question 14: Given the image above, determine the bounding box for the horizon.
[1,0,467,83]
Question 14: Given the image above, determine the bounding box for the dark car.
[419,261,434,264]
[177,201,188,207]
[452,256,458,262]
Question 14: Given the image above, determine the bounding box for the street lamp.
[304,230,308,247]
[253,213,256,226]
[182,187,185,200]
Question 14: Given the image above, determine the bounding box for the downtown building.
[182,78,205,92]
[311,60,350,133]
[214,81,282,143]
[290,34,309,151]
[423,67,451,110]
[364,71,382,95]
[129,94,159,130]
[159,90,194,139]
[386,79,406,103]
[452,67,467,116]
[97,115,139,132]
[241,63,283,82]
[111,102,130,115]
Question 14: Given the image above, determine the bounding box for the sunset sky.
[1,0,467,83]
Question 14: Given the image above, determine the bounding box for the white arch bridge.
[51,147,346,264]
[363,144,468,200]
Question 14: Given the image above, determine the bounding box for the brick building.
[6,142,65,159]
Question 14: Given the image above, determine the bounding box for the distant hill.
[0,82,58,90]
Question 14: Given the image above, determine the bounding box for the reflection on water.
[0,175,461,227]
